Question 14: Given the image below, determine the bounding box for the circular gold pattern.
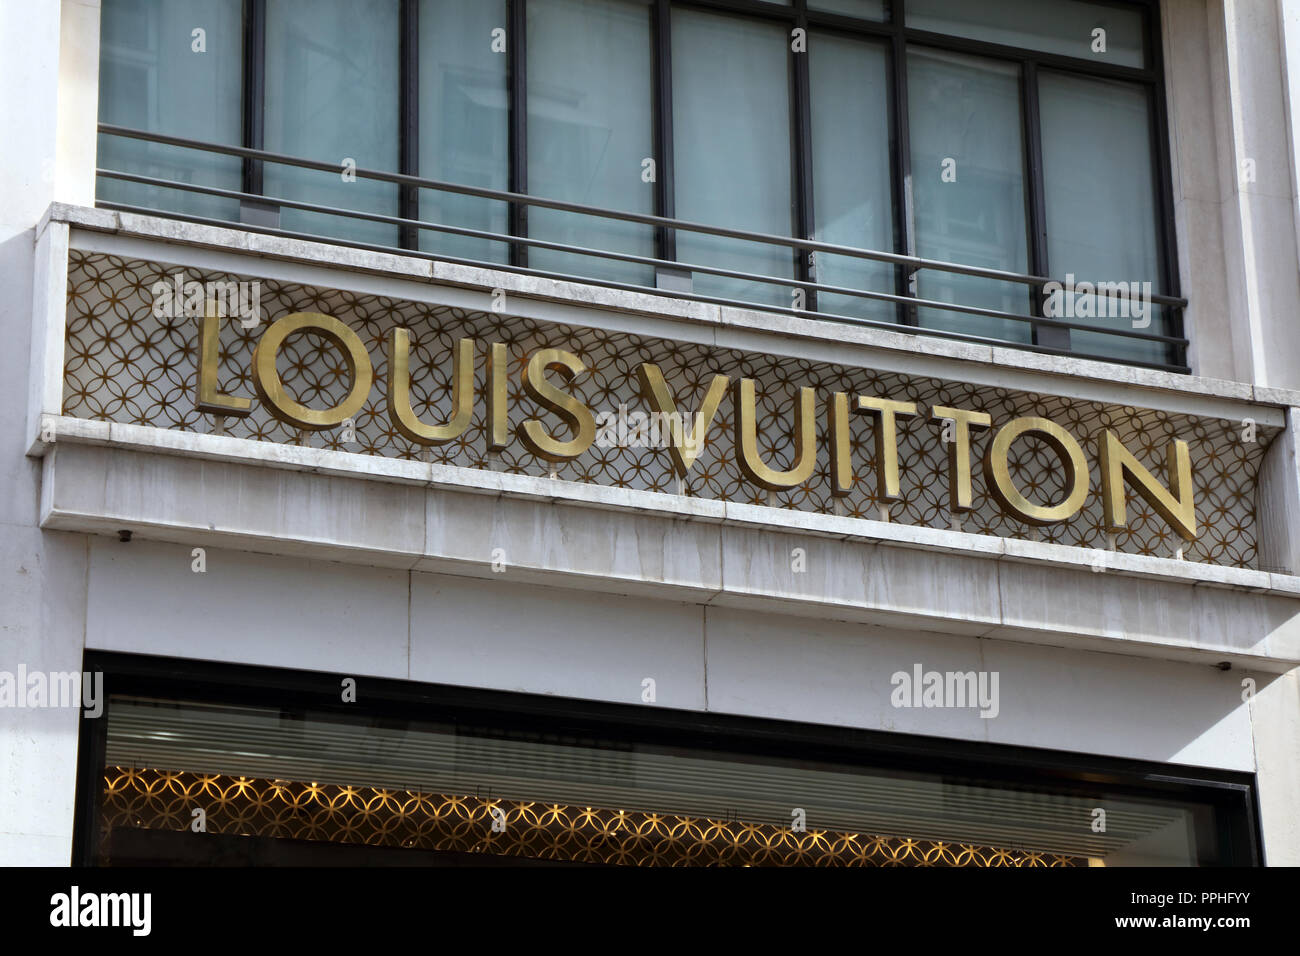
[100,767,1085,867]
[63,251,1273,568]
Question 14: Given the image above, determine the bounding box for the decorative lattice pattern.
[99,767,1087,867]
[63,251,1274,567]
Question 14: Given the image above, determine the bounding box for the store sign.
[67,253,1269,566]
[196,307,1197,541]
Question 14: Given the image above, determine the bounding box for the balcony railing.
[95,123,1191,373]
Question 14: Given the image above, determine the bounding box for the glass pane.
[97,0,243,222]
[672,10,793,309]
[907,0,1145,69]
[264,0,400,247]
[810,0,887,20]
[1039,71,1167,366]
[527,0,654,286]
[420,0,510,263]
[97,693,1237,867]
[809,33,895,323]
[908,48,1031,344]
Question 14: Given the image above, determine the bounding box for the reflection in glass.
[1040,71,1166,366]
[907,0,1145,68]
[265,0,400,247]
[527,0,654,285]
[908,48,1031,344]
[672,10,793,308]
[809,32,895,323]
[98,0,244,221]
[420,0,511,263]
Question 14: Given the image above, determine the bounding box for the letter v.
[636,363,728,478]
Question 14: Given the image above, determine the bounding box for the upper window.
[96,0,1181,370]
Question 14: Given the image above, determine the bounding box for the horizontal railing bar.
[97,123,1187,308]
[92,198,1192,374]
[96,167,1187,345]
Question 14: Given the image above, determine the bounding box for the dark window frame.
[74,649,1261,867]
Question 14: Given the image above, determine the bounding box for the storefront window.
[83,663,1255,867]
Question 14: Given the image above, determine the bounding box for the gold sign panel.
[62,252,1273,566]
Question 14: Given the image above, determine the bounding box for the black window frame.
[74,649,1261,867]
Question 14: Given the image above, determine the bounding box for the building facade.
[2,0,1300,866]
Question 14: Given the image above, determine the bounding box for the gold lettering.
[984,417,1089,525]
[251,312,372,429]
[829,392,854,496]
[932,405,992,513]
[636,363,728,477]
[855,396,919,501]
[518,348,596,462]
[486,342,510,451]
[195,300,251,417]
[387,330,474,445]
[733,379,817,491]
[1097,430,1197,541]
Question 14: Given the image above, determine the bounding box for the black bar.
[95,168,1183,341]
[652,0,677,265]
[70,660,109,866]
[94,124,1189,308]
[1146,0,1186,370]
[240,0,266,197]
[792,0,818,314]
[1022,61,1067,351]
[95,195,1192,366]
[399,0,419,250]
[508,0,528,268]
[889,0,918,326]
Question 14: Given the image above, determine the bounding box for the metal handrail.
[94,124,1191,368]
[96,166,1187,347]
[98,124,1187,307]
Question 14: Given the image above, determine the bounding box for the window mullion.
[399,0,419,250]
[240,0,268,220]
[889,0,918,326]
[1147,0,1184,369]
[1021,60,1066,351]
[508,0,528,268]
[792,0,817,315]
[653,0,678,271]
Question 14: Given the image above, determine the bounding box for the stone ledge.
[35,414,1300,599]
[39,439,1300,671]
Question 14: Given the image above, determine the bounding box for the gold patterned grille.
[63,251,1273,567]
[99,767,1087,867]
